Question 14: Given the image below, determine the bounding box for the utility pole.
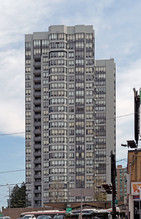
[111,151,116,219]
[7,184,11,216]
[133,88,140,146]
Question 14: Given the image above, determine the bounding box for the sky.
[0,0,141,209]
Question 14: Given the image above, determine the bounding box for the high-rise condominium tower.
[25,25,116,207]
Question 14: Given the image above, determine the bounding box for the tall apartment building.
[25,25,116,207]
[116,165,127,201]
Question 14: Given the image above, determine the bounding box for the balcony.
[34,151,41,157]
[34,181,41,186]
[34,92,41,97]
[33,69,41,76]
[34,76,41,83]
[34,203,41,207]
[34,180,41,186]
[34,158,41,164]
[34,196,41,201]
[34,129,41,134]
[34,166,41,171]
[34,114,41,119]
[34,189,41,193]
[34,55,41,61]
[34,61,41,68]
[34,99,41,104]
[34,84,41,90]
[34,106,41,112]
[34,144,41,149]
[34,136,41,142]
[34,174,41,179]
[34,121,41,127]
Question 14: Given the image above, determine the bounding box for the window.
[43,87,48,93]
[43,125,48,130]
[42,40,49,46]
[25,42,31,49]
[25,111,31,117]
[69,91,74,97]
[44,176,49,182]
[69,114,74,120]
[69,99,74,104]
[26,163,32,169]
[68,52,74,58]
[86,34,93,40]
[68,60,74,66]
[76,42,84,48]
[76,33,84,40]
[49,33,57,40]
[25,89,31,95]
[26,170,31,177]
[26,134,31,140]
[76,90,84,96]
[86,83,93,88]
[43,147,48,153]
[43,140,49,145]
[67,34,75,41]
[25,74,31,80]
[26,119,31,125]
[76,60,84,66]
[86,43,93,49]
[86,106,93,112]
[25,67,31,73]
[25,51,31,58]
[34,49,41,55]
[76,83,84,88]
[34,40,41,47]
[86,90,93,96]
[86,175,93,181]
[86,98,93,104]
[76,98,84,104]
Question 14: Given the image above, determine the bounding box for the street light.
[121,140,137,148]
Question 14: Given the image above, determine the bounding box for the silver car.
[0,217,11,219]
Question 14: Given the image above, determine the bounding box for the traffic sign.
[66,208,72,213]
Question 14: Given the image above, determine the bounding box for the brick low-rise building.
[116,165,127,201]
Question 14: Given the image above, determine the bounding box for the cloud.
[0,0,141,208]
[0,0,140,146]
[0,49,24,135]
[117,58,141,113]
[116,58,141,163]
[0,0,117,136]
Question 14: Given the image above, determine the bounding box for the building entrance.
[134,200,141,219]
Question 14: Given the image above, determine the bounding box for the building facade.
[25,25,116,207]
[127,149,141,219]
[116,165,127,201]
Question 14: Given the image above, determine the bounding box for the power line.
[0,158,127,189]
[0,183,23,187]
[0,169,25,174]
[0,132,25,136]
[0,112,135,138]
[109,113,133,119]
[0,157,127,175]
[116,158,127,163]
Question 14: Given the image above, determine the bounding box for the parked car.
[0,217,11,219]
[23,215,36,219]
[37,216,52,219]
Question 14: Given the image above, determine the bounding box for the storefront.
[132,182,141,219]
[134,200,141,219]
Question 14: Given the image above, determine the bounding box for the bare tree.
[49,181,64,202]
[93,178,107,201]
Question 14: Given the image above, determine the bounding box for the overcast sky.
[0,0,141,208]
